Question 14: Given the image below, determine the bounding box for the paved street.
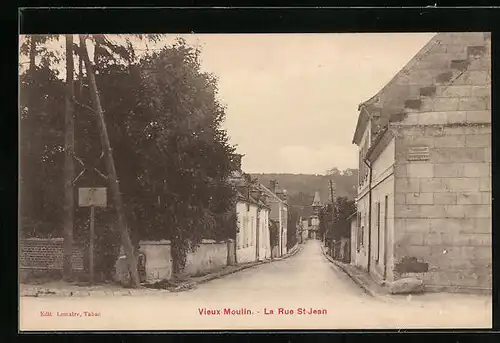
[20,240,491,330]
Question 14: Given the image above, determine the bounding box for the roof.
[353,32,491,158]
[260,184,287,206]
[312,191,322,207]
[352,32,489,146]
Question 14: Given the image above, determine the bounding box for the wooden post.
[63,34,75,281]
[89,206,95,283]
[79,35,140,288]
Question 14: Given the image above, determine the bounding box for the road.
[20,240,492,330]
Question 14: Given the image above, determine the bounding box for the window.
[376,202,381,263]
[356,212,362,252]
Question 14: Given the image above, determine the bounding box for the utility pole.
[63,34,75,281]
[79,35,140,288]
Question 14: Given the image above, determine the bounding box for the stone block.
[446,111,467,124]
[436,85,471,97]
[432,147,487,163]
[402,113,419,125]
[419,98,434,112]
[431,245,462,260]
[407,232,425,245]
[445,44,466,54]
[394,164,407,177]
[479,177,491,191]
[443,124,490,135]
[455,70,489,85]
[441,233,473,246]
[389,277,424,294]
[436,71,453,84]
[471,85,490,97]
[406,163,434,178]
[473,247,492,261]
[464,205,491,218]
[448,177,480,192]
[444,205,467,218]
[406,192,433,205]
[419,178,451,192]
[424,233,442,245]
[404,218,431,232]
[434,135,466,148]
[466,110,491,124]
[481,192,491,204]
[406,245,432,258]
[465,134,490,148]
[433,98,461,111]
[404,135,435,147]
[470,218,492,234]
[458,97,488,111]
[434,192,457,204]
[424,126,445,137]
[434,163,464,177]
[463,162,490,177]
[395,178,420,193]
[395,205,420,218]
[420,205,446,218]
[395,193,406,205]
[418,112,447,125]
[457,192,483,205]
[420,85,437,97]
[469,234,491,247]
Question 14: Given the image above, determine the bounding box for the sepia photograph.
[18,31,492,331]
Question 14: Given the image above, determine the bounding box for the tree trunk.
[79,35,140,288]
[63,34,75,281]
[21,36,37,230]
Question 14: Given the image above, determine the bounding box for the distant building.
[229,155,272,263]
[261,180,289,257]
[308,191,322,239]
[351,32,491,292]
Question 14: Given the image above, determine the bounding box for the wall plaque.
[407,146,430,161]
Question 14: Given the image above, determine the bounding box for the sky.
[20,33,436,175]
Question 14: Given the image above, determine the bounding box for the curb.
[320,244,382,299]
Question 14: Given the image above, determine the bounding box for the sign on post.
[78,187,107,283]
[78,187,107,207]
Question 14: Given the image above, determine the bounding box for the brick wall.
[19,238,85,271]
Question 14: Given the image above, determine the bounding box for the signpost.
[78,187,107,283]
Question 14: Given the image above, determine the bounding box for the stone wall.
[386,32,492,291]
[138,239,230,282]
[183,240,228,276]
[138,240,172,282]
[392,123,491,290]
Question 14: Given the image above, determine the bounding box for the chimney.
[269,180,277,193]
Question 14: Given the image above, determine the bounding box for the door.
[383,195,389,279]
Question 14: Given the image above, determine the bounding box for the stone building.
[228,155,272,263]
[351,32,491,293]
[261,180,288,257]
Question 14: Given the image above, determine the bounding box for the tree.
[132,39,238,275]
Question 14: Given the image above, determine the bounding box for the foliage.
[251,169,358,207]
[319,197,356,242]
[19,35,238,276]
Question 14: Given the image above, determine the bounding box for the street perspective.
[19,32,492,331]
